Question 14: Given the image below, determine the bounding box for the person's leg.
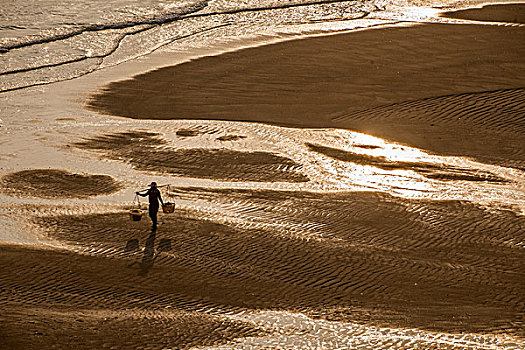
[149,205,158,226]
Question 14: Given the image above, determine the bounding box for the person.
[136,182,164,228]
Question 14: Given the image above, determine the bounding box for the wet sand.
[0,244,266,349]
[88,23,525,169]
[0,189,523,348]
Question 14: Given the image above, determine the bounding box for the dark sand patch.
[87,23,525,169]
[25,189,525,337]
[176,128,203,137]
[0,246,265,350]
[354,144,381,150]
[75,131,308,182]
[307,143,508,183]
[176,125,222,138]
[442,4,525,24]
[76,130,167,149]
[1,169,121,199]
[217,135,247,142]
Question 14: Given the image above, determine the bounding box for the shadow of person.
[138,228,157,276]
[128,228,172,276]
[125,239,139,252]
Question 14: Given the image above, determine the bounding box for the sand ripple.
[74,131,309,182]
[21,187,524,338]
[1,260,264,349]
[334,88,525,169]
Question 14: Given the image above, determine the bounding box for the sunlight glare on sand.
[243,124,524,211]
[206,311,525,350]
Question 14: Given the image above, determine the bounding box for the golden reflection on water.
[285,128,524,212]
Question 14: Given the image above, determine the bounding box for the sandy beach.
[88,22,525,169]
[1,1,524,349]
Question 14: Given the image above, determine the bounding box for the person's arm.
[136,189,149,197]
[158,191,164,206]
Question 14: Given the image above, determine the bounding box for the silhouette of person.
[136,182,164,228]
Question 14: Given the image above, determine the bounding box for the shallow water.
[0,0,382,92]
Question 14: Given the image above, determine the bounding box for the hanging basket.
[129,193,143,221]
[129,208,143,221]
[162,185,175,213]
[162,202,175,213]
